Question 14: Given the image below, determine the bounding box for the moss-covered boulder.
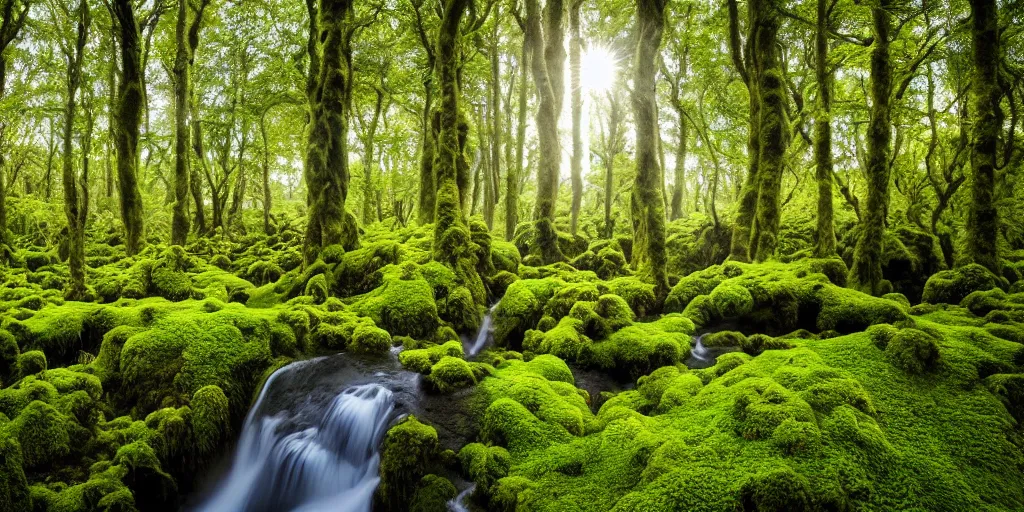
[378,416,440,511]
[922,264,1002,305]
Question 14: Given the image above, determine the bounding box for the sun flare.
[581,45,618,93]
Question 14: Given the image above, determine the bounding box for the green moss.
[191,385,230,457]
[494,278,562,349]
[885,328,940,374]
[459,443,511,497]
[739,467,812,512]
[350,325,392,355]
[710,281,755,318]
[5,400,70,468]
[409,474,458,512]
[399,341,465,374]
[113,441,177,509]
[579,315,693,379]
[607,277,657,317]
[304,273,329,304]
[703,331,747,348]
[378,416,440,511]
[0,435,29,512]
[17,350,46,378]
[352,265,441,339]
[0,330,19,384]
[150,267,193,301]
[427,356,477,393]
[922,264,1002,305]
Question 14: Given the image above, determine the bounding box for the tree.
[0,0,30,262]
[812,0,836,257]
[966,0,1000,272]
[526,0,566,263]
[304,0,359,264]
[631,0,668,300]
[747,0,788,262]
[726,0,759,262]
[171,0,192,245]
[848,0,892,294]
[568,0,582,234]
[54,0,89,298]
[111,0,146,256]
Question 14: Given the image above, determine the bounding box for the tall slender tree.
[525,0,566,263]
[726,0,759,262]
[304,0,358,264]
[568,0,583,235]
[748,0,788,262]
[0,0,30,262]
[57,0,90,299]
[849,0,892,293]
[631,0,668,300]
[812,0,836,257]
[111,0,146,256]
[966,0,1000,272]
[171,0,191,245]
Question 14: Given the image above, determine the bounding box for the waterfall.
[447,484,476,512]
[466,302,500,357]
[194,372,394,512]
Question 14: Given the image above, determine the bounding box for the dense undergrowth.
[1,210,1023,511]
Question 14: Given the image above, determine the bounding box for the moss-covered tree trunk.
[631,0,669,300]
[361,86,384,225]
[417,84,437,225]
[506,34,530,240]
[485,17,502,231]
[112,0,146,256]
[812,0,836,257]
[668,32,690,221]
[849,0,892,294]
[569,0,583,235]
[260,110,272,234]
[61,0,90,299]
[0,0,28,262]
[303,0,358,264]
[966,0,1001,273]
[726,0,759,262]
[526,0,566,264]
[748,0,787,262]
[171,0,191,246]
[432,0,484,305]
[105,30,116,202]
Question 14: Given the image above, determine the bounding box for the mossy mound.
[922,264,1004,305]
[461,317,1024,511]
[665,260,908,335]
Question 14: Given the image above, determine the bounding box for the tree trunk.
[966,0,1000,272]
[62,0,90,299]
[812,0,836,257]
[304,0,357,264]
[431,0,485,305]
[260,110,272,234]
[485,18,502,230]
[105,30,116,201]
[361,87,384,225]
[112,0,146,256]
[506,34,530,241]
[417,81,436,224]
[631,0,669,300]
[748,0,787,262]
[849,0,892,294]
[727,0,759,262]
[569,0,583,235]
[0,0,29,261]
[526,0,566,263]
[171,0,191,245]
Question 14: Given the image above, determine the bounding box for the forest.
[0,0,1023,510]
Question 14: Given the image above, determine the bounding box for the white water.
[690,334,711,363]
[194,377,394,512]
[466,302,500,357]
[447,484,476,512]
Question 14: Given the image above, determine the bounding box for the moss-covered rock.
[409,474,458,512]
[922,264,1002,305]
[378,416,440,511]
[885,328,940,374]
[426,356,477,393]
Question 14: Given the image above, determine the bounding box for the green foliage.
[378,416,440,511]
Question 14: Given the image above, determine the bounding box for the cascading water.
[690,334,711,364]
[447,484,476,512]
[194,365,395,512]
[465,302,500,357]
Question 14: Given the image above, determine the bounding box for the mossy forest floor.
[1,218,1024,511]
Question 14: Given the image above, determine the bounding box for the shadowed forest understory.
[1,0,1024,510]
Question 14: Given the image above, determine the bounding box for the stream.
[190,303,730,512]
